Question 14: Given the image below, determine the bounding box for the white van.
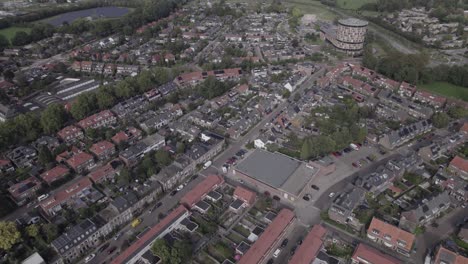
[273,248,281,258]
[37,194,49,202]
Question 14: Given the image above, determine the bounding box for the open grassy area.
[336,0,376,10]
[284,0,338,20]
[0,27,31,42]
[420,81,468,102]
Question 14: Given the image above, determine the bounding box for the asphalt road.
[85,174,207,264]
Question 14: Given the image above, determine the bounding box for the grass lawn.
[420,82,468,102]
[0,27,31,42]
[336,0,376,10]
[284,0,338,20]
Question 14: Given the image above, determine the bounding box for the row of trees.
[196,75,237,100]
[300,102,370,160]
[0,67,175,151]
[363,47,468,87]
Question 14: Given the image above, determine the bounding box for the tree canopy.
[0,221,21,251]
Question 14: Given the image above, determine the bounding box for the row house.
[40,165,70,185]
[40,177,93,217]
[448,156,468,180]
[111,127,143,146]
[398,82,417,97]
[57,125,84,144]
[116,65,140,76]
[434,172,468,203]
[90,140,116,160]
[52,218,101,264]
[87,161,120,184]
[413,90,446,108]
[78,110,116,130]
[399,191,451,232]
[119,133,165,167]
[367,217,415,256]
[97,193,137,241]
[328,185,366,231]
[8,177,41,206]
[374,76,400,90]
[7,146,37,168]
[174,68,243,86]
[66,152,95,173]
[351,243,401,264]
[379,119,432,149]
[350,64,377,80]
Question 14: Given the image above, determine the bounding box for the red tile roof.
[87,163,116,183]
[57,125,83,141]
[180,175,224,208]
[8,177,41,198]
[40,165,70,184]
[90,140,115,157]
[414,90,446,105]
[450,156,468,173]
[238,208,295,264]
[78,110,115,130]
[176,68,242,84]
[39,177,92,213]
[460,123,468,134]
[352,243,401,264]
[288,225,327,264]
[367,217,415,252]
[112,131,129,144]
[0,80,14,90]
[342,76,364,88]
[434,246,468,264]
[66,152,94,170]
[110,205,189,264]
[233,186,256,206]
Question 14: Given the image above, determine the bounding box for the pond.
[46,6,131,27]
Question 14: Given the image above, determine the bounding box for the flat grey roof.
[235,149,301,188]
[339,18,368,27]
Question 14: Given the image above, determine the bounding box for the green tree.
[38,146,54,166]
[300,139,311,160]
[41,103,67,133]
[96,89,116,110]
[42,223,58,243]
[176,142,186,154]
[118,168,130,185]
[431,112,450,128]
[11,31,30,46]
[70,93,97,120]
[155,149,172,167]
[0,35,9,51]
[151,239,171,261]
[137,70,154,93]
[0,221,21,250]
[447,106,468,119]
[26,224,40,238]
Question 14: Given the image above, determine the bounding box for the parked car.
[281,239,289,248]
[170,190,178,196]
[302,194,311,201]
[107,246,117,254]
[329,192,336,198]
[84,254,96,263]
[99,243,110,252]
[311,185,319,190]
[352,162,359,168]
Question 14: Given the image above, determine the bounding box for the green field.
[420,82,468,102]
[284,0,337,20]
[0,27,31,42]
[336,0,376,10]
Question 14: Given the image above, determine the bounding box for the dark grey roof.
[195,200,210,211]
[264,211,276,222]
[230,199,244,210]
[206,191,222,201]
[180,218,198,232]
[235,149,301,188]
[236,241,250,254]
[52,219,98,254]
[252,226,264,236]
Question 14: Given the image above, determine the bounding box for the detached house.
[40,165,70,185]
[8,177,41,206]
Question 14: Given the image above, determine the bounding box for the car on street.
[297,237,303,245]
[155,201,163,208]
[311,184,319,190]
[281,238,289,248]
[352,162,359,168]
[290,245,297,255]
[170,190,178,196]
[84,254,96,263]
[332,152,342,157]
[302,194,311,201]
[329,192,336,198]
[191,175,198,181]
[114,232,123,241]
[266,259,274,264]
[107,246,117,254]
[99,243,110,252]
[343,147,352,153]
[176,184,184,191]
